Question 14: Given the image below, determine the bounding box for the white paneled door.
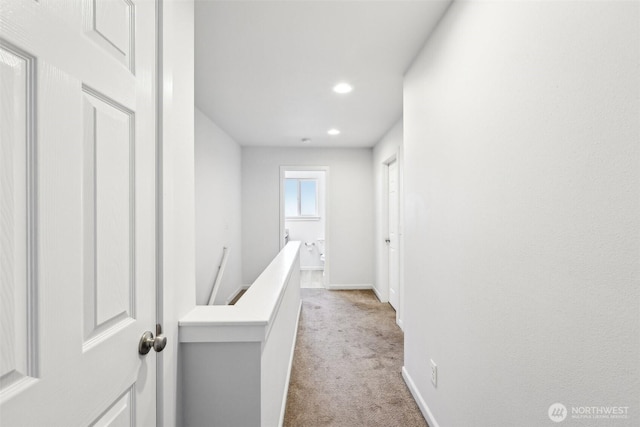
[388,160,399,311]
[1,0,158,425]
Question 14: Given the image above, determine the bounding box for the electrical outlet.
[430,359,437,387]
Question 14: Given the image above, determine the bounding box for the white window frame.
[285,178,319,220]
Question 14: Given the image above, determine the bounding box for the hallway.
[2,1,637,425]
[284,289,427,427]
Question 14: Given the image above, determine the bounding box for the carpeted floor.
[284,289,428,427]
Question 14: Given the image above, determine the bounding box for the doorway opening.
[386,158,399,311]
[280,166,329,288]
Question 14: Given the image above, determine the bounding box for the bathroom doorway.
[280,166,329,288]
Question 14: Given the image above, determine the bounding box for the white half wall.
[242,148,374,287]
[403,2,639,427]
[194,108,242,304]
[179,242,301,427]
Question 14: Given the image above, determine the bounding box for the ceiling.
[195,0,452,148]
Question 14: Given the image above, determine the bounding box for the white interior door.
[388,160,399,311]
[1,0,157,425]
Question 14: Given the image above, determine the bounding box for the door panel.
[0,41,37,396]
[92,385,135,427]
[388,160,399,310]
[0,0,156,425]
[86,0,135,71]
[82,85,136,346]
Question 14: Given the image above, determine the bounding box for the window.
[285,178,318,218]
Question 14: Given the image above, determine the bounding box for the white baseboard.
[402,366,440,427]
[326,284,373,290]
[300,266,324,271]
[224,284,251,305]
[372,286,386,303]
[278,300,302,427]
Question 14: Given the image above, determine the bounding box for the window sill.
[285,216,321,221]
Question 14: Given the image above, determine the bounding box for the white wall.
[194,108,242,304]
[160,1,196,425]
[403,2,639,427]
[373,119,403,304]
[285,170,326,269]
[242,148,374,287]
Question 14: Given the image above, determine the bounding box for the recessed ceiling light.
[332,83,353,94]
[327,129,340,136]
[301,138,312,144]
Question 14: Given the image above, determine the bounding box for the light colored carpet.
[284,289,428,427]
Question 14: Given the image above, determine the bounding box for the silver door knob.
[138,324,167,355]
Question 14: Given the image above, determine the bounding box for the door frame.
[155,0,165,424]
[382,153,404,329]
[156,1,197,426]
[279,165,330,288]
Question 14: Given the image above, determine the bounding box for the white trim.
[300,266,324,271]
[372,285,385,303]
[278,300,302,427]
[284,177,319,217]
[154,2,164,425]
[326,284,373,291]
[402,367,440,427]
[397,143,405,331]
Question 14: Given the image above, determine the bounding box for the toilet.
[317,238,325,263]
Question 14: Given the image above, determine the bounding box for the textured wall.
[403,2,639,426]
[242,147,374,286]
[194,108,243,304]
